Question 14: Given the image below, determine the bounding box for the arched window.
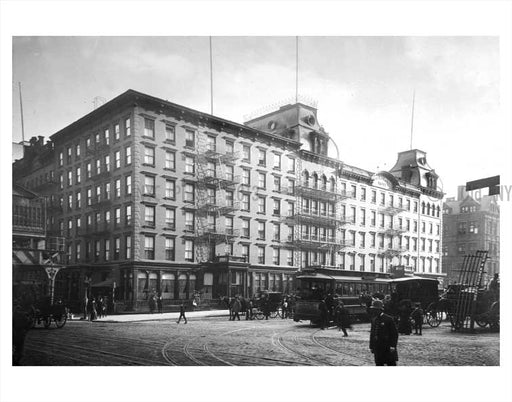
[313,173,319,189]
[421,202,426,214]
[321,175,327,190]
[426,203,431,216]
[436,206,440,217]
[302,170,309,187]
[329,177,336,192]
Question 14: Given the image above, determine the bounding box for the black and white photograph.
[2,2,511,402]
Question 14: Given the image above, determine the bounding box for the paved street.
[20,315,499,366]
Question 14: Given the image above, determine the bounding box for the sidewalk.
[72,309,230,323]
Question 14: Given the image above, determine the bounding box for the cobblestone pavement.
[21,316,499,366]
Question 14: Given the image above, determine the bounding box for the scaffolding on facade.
[194,132,240,263]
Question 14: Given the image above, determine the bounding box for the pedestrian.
[488,273,499,299]
[97,296,104,319]
[369,299,399,366]
[411,303,424,335]
[157,293,163,313]
[319,299,329,330]
[88,297,97,321]
[148,294,156,314]
[228,297,234,320]
[398,299,412,335]
[231,297,241,321]
[261,294,270,320]
[12,301,32,365]
[176,302,187,324]
[335,301,351,337]
[281,298,288,319]
[246,299,253,320]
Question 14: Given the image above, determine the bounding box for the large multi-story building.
[442,186,500,285]
[12,89,444,311]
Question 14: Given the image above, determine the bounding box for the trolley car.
[293,270,391,325]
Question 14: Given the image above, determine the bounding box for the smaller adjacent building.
[442,186,500,286]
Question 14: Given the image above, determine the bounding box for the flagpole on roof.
[209,36,214,115]
[410,89,415,150]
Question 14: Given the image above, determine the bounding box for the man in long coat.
[369,299,399,366]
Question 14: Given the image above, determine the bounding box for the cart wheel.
[426,310,442,327]
[54,313,67,328]
[43,316,52,328]
[255,310,265,320]
[475,318,488,328]
[489,314,499,330]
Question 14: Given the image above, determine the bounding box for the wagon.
[386,277,443,328]
[448,286,499,330]
[251,291,283,319]
[28,298,68,329]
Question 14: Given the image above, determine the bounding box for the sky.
[11,36,502,198]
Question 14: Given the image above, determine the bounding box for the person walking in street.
[411,303,424,335]
[12,301,32,365]
[97,296,104,319]
[246,299,253,320]
[148,294,156,314]
[335,301,351,336]
[157,293,163,313]
[319,299,329,330]
[176,302,187,324]
[369,299,399,366]
[281,297,288,319]
[231,297,241,321]
[88,297,97,321]
[397,299,412,335]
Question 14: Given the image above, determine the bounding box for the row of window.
[338,253,440,274]
[58,146,132,189]
[54,175,132,212]
[66,234,132,263]
[58,204,133,236]
[58,116,131,167]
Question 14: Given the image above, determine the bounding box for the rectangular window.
[165,208,176,230]
[114,207,121,227]
[144,236,155,259]
[104,239,110,261]
[273,223,281,241]
[113,123,120,141]
[144,118,155,138]
[273,199,281,215]
[226,165,234,181]
[58,151,63,167]
[104,128,110,145]
[257,246,265,264]
[75,191,81,209]
[86,162,92,179]
[124,146,131,166]
[125,205,132,226]
[226,191,234,207]
[242,144,251,161]
[145,205,155,227]
[241,219,250,237]
[184,240,194,262]
[185,156,195,174]
[165,151,176,170]
[115,179,121,198]
[185,129,195,148]
[288,157,295,172]
[241,193,250,211]
[165,125,175,142]
[258,149,266,166]
[76,144,81,158]
[144,175,155,196]
[361,187,366,201]
[274,176,281,192]
[165,238,175,261]
[115,150,121,169]
[273,154,281,169]
[185,211,195,231]
[242,169,250,185]
[95,159,101,175]
[165,179,175,199]
[124,175,131,196]
[184,183,195,202]
[258,172,266,189]
[287,250,294,266]
[258,196,266,213]
[273,248,280,265]
[144,146,155,165]
[125,117,131,137]
[94,240,101,262]
[258,221,265,239]
[103,155,110,172]
[371,190,377,204]
[86,188,92,206]
[226,140,234,155]
[67,170,73,187]
[206,136,216,152]
[126,235,132,259]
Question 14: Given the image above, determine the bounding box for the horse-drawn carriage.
[251,291,283,319]
[28,297,68,329]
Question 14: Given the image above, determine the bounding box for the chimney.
[457,185,468,201]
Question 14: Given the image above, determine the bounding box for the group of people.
[85,295,110,321]
[148,293,164,314]
[318,297,351,335]
[222,293,296,321]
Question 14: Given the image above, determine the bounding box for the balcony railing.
[383,226,407,236]
[379,205,408,215]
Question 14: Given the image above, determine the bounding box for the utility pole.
[19,82,26,143]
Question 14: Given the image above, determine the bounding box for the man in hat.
[369,299,399,366]
[410,302,424,335]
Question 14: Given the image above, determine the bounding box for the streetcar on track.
[293,268,391,325]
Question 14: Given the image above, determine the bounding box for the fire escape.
[194,132,240,263]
